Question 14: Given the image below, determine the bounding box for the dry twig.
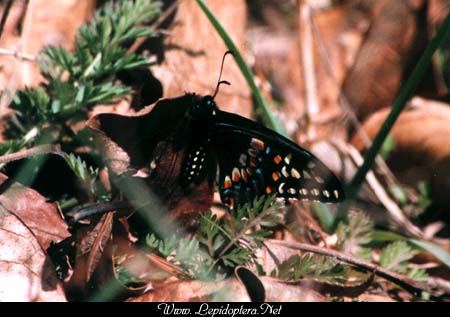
[269,239,447,298]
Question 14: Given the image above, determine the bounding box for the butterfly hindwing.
[213,111,345,208]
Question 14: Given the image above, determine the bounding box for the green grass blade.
[409,239,450,269]
[311,202,334,233]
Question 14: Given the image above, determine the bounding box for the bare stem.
[269,239,442,297]
[0,144,63,164]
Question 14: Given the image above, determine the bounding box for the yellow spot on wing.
[281,166,289,178]
[284,154,292,165]
[239,154,247,165]
[291,168,301,179]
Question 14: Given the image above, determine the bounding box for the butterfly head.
[190,95,218,120]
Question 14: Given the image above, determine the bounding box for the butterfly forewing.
[212,110,345,207]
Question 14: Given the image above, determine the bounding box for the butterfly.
[87,53,345,228]
[171,93,345,209]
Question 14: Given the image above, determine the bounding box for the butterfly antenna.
[212,50,235,99]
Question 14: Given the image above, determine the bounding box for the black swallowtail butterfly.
[172,92,345,209]
[84,52,345,227]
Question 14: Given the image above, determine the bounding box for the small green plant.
[2,0,161,155]
[146,194,284,280]
[336,212,373,261]
[271,254,347,283]
[380,241,428,281]
[0,0,161,205]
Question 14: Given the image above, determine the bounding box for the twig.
[333,140,424,239]
[0,47,36,61]
[298,1,319,141]
[0,144,63,164]
[269,239,443,298]
[127,0,180,54]
[308,12,399,189]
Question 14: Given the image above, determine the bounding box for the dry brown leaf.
[131,276,327,302]
[342,0,427,120]
[0,0,95,89]
[129,278,251,302]
[152,0,252,117]
[351,97,450,208]
[356,293,396,302]
[260,277,326,302]
[0,173,70,249]
[0,206,67,301]
[289,4,367,121]
[251,2,368,139]
[0,173,69,301]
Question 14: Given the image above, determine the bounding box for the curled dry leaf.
[0,173,70,301]
[351,97,450,208]
[342,0,427,120]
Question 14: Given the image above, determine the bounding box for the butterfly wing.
[213,111,345,208]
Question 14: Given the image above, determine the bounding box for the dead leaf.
[152,0,252,117]
[260,277,326,302]
[85,212,114,283]
[342,0,427,120]
[0,173,69,301]
[291,4,367,133]
[0,173,70,249]
[357,292,396,302]
[0,0,95,89]
[0,206,67,301]
[351,97,450,208]
[129,278,251,302]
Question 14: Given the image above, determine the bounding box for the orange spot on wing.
[232,168,240,182]
[241,169,248,183]
[249,158,258,167]
[272,172,280,181]
[265,186,272,194]
[273,155,282,165]
[224,176,232,189]
[251,138,265,151]
[248,148,258,158]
